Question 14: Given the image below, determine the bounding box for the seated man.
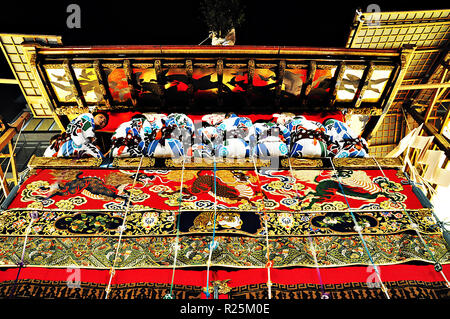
[43,112,109,158]
[286,116,328,158]
[141,113,193,158]
[249,121,290,157]
[323,118,369,158]
[215,113,253,158]
[110,114,148,157]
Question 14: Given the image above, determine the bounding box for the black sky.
[0,0,448,119]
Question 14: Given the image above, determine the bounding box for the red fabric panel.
[1,264,449,286]
[9,168,423,211]
[99,111,344,132]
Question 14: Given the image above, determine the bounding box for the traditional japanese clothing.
[323,118,369,158]
[214,114,252,158]
[43,113,103,158]
[141,113,193,158]
[249,122,290,157]
[188,125,220,158]
[286,116,328,157]
[110,117,148,157]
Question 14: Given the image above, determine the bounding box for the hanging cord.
[329,158,391,299]
[250,155,272,299]
[372,157,450,287]
[198,32,212,45]
[164,154,187,299]
[0,121,25,198]
[286,157,329,299]
[8,211,38,298]
[104,154,145,299]
[205,153,219,299]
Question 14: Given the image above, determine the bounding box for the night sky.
[0,0,447,120]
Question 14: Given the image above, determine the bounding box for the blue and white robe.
[323,118,369,158]
[44,113,103,158]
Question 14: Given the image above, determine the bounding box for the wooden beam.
[369,143,398,148]
[398,82,450,90]
[0,111,30,190]
[185,59,194,106]
[216,59,224,106]
[63,59,86,109]
[93,60,112,107]
[302,61,316,105]
[123,59,137,106]
[247,59,255,94]
[406,106,450,158]
[154,59,166,106]
[275,60,286,106]
[423,69,448,123]
[365,45,416,140]
[0,78,18,84]
[35,61,66,131]
[329,62,345,106]
[353,63,374,108]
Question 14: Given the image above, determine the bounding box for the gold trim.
[27,155,102,168]
[112,157,155,168]
[281,158,324,168]
[341,107,383,115]
[166,157,271,168]
[333,157,402,168]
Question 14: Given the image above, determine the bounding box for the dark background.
[0,0,448,121]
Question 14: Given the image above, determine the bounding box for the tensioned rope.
[104,154,145,299]
[328,158,391,299]
[204,152,219,299]
[3,121,30,298]
[164,154,187,299]
[372,157,450,287]
[286,156,329,299]
[250,155,273,299]
[8,212,37,298]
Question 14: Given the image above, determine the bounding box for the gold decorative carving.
[340,107,382,115]
[132,63,154,68]
[193,63,216,68]
[256,64,277,68]
[225,63,247,68]
[102,63,122,69]
[27,155,102,168]
[55,106,90,115]
[166,158,271,169]
[281,158,324,168]
[333,157,402,168]
[286,64,308,69]
[112,157,155,168]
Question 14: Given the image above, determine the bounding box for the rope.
[286,157,329,299]
[104,154,145,299]
[372,157,450,287]
[4,121,30,298]
[165,155,187,299]
[250,155,272,299]
[329,158,391,299]
[205,153,218,299]
[8,212,37,298]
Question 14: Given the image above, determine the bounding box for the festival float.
[0,8,449,299]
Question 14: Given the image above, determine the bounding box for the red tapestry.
[8,168,422,212]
